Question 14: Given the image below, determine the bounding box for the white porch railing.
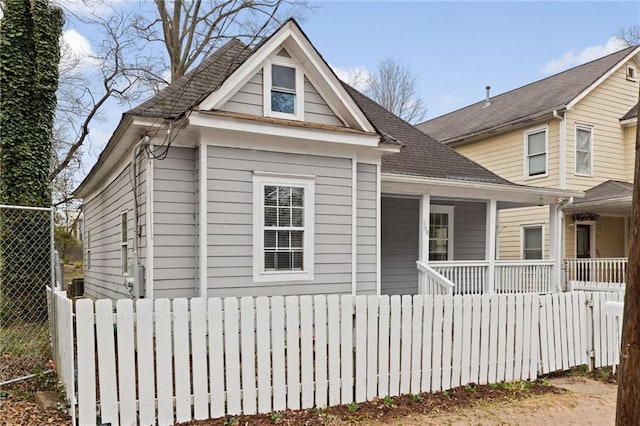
[565,257,627,291]
[416,261,455,295]
[494,260,555,294]
[427,260,555,294]
[430,261,488,295]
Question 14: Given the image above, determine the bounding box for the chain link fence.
[0,205,54,383]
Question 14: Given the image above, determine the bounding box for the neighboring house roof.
[344,84,510,184]
[563,180,632,213]
[621,103,638,121]
[417,46,640,145]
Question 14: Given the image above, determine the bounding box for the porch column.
[549,203,562,292]
[418,194,430,294]
[485,200,497,293]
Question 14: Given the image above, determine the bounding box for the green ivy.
[0,0,63,323]
[0,0,63,207]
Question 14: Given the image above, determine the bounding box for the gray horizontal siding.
[381,197,419,295]
[221,70,263,116]
[219,69,343,127]
[356,163,377,294]
[432,200,486,260]
[84,162,142,300]
[304,77,342,126]
[153,146,198,299]
[206,145,353,297]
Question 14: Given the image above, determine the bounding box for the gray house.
[75,20,580,301]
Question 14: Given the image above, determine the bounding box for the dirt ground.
[386,376,617,426]
[0,375,616,425]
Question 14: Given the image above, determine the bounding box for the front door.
[576,224,591,281]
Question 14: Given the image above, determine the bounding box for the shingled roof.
[128,39,252,120]
[417,46,639,145]
[343,84,510,184]
[124,34,510,184]
[570,180,632,206]
[621,103,638,121]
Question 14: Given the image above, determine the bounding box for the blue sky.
[300,1,639,118]
[58,1,639,173]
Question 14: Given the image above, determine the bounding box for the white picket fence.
[49,290,623,426]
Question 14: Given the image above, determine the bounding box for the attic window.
[272,65,296,114]
[264,60,304,120]
[627,65,637,82]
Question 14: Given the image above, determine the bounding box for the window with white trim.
[264,57,304,121]
[575,125,592,175]
[525,128,547,178]
[627,65,636,82]
[121,212,128,275]
[253,173,314,282]
[429,205,454,261]
[86,229,91,270]
[522,225,543,259]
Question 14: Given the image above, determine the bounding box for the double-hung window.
[264,59,304,120]
[522,225,543,259]
[121,212,128,275]
[525,128,547,178]
[575,125,593,175]
[253,173,314,282]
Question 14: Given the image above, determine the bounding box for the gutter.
[444,107,567,147]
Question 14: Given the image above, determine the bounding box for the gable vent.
[277,48,291,58]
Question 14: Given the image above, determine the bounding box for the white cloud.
[541,37,628,74]
[332,66,372,92]
[60,29,101,71]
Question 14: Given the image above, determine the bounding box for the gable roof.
[418,46,640,145]
[76,19,549,197]
[570,180,632,206]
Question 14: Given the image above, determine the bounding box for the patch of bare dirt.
[178,381,562,425]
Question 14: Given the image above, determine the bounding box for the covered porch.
[562,180,631,290]
[381,174,580,296]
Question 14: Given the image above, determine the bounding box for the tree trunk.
[616,85,640,424]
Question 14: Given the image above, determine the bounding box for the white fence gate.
[49,290,623,426]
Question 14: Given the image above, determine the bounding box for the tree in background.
[616,24,640,47]
[367,58,427,124]
[0,0,63,322]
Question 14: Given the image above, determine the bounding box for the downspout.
[553,110,566,189]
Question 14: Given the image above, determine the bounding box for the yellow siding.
[497,206,550,259]
[456,121,560,187]
[564,215,626,258]
[624,125,637,183]
[564,60,639,190]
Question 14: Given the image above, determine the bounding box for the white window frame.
[521,224,544,260]
[626,65,637,82]
[253,172,315,282]
[263,57,305,121]
[523,126,548,180]
[429,205,455,261]
[86,229,91,270]
[121,211,129,276]
[574,124,593,176]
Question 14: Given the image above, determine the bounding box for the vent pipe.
[482,85,491,108]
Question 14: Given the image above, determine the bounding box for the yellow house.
[419,46,640,288]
